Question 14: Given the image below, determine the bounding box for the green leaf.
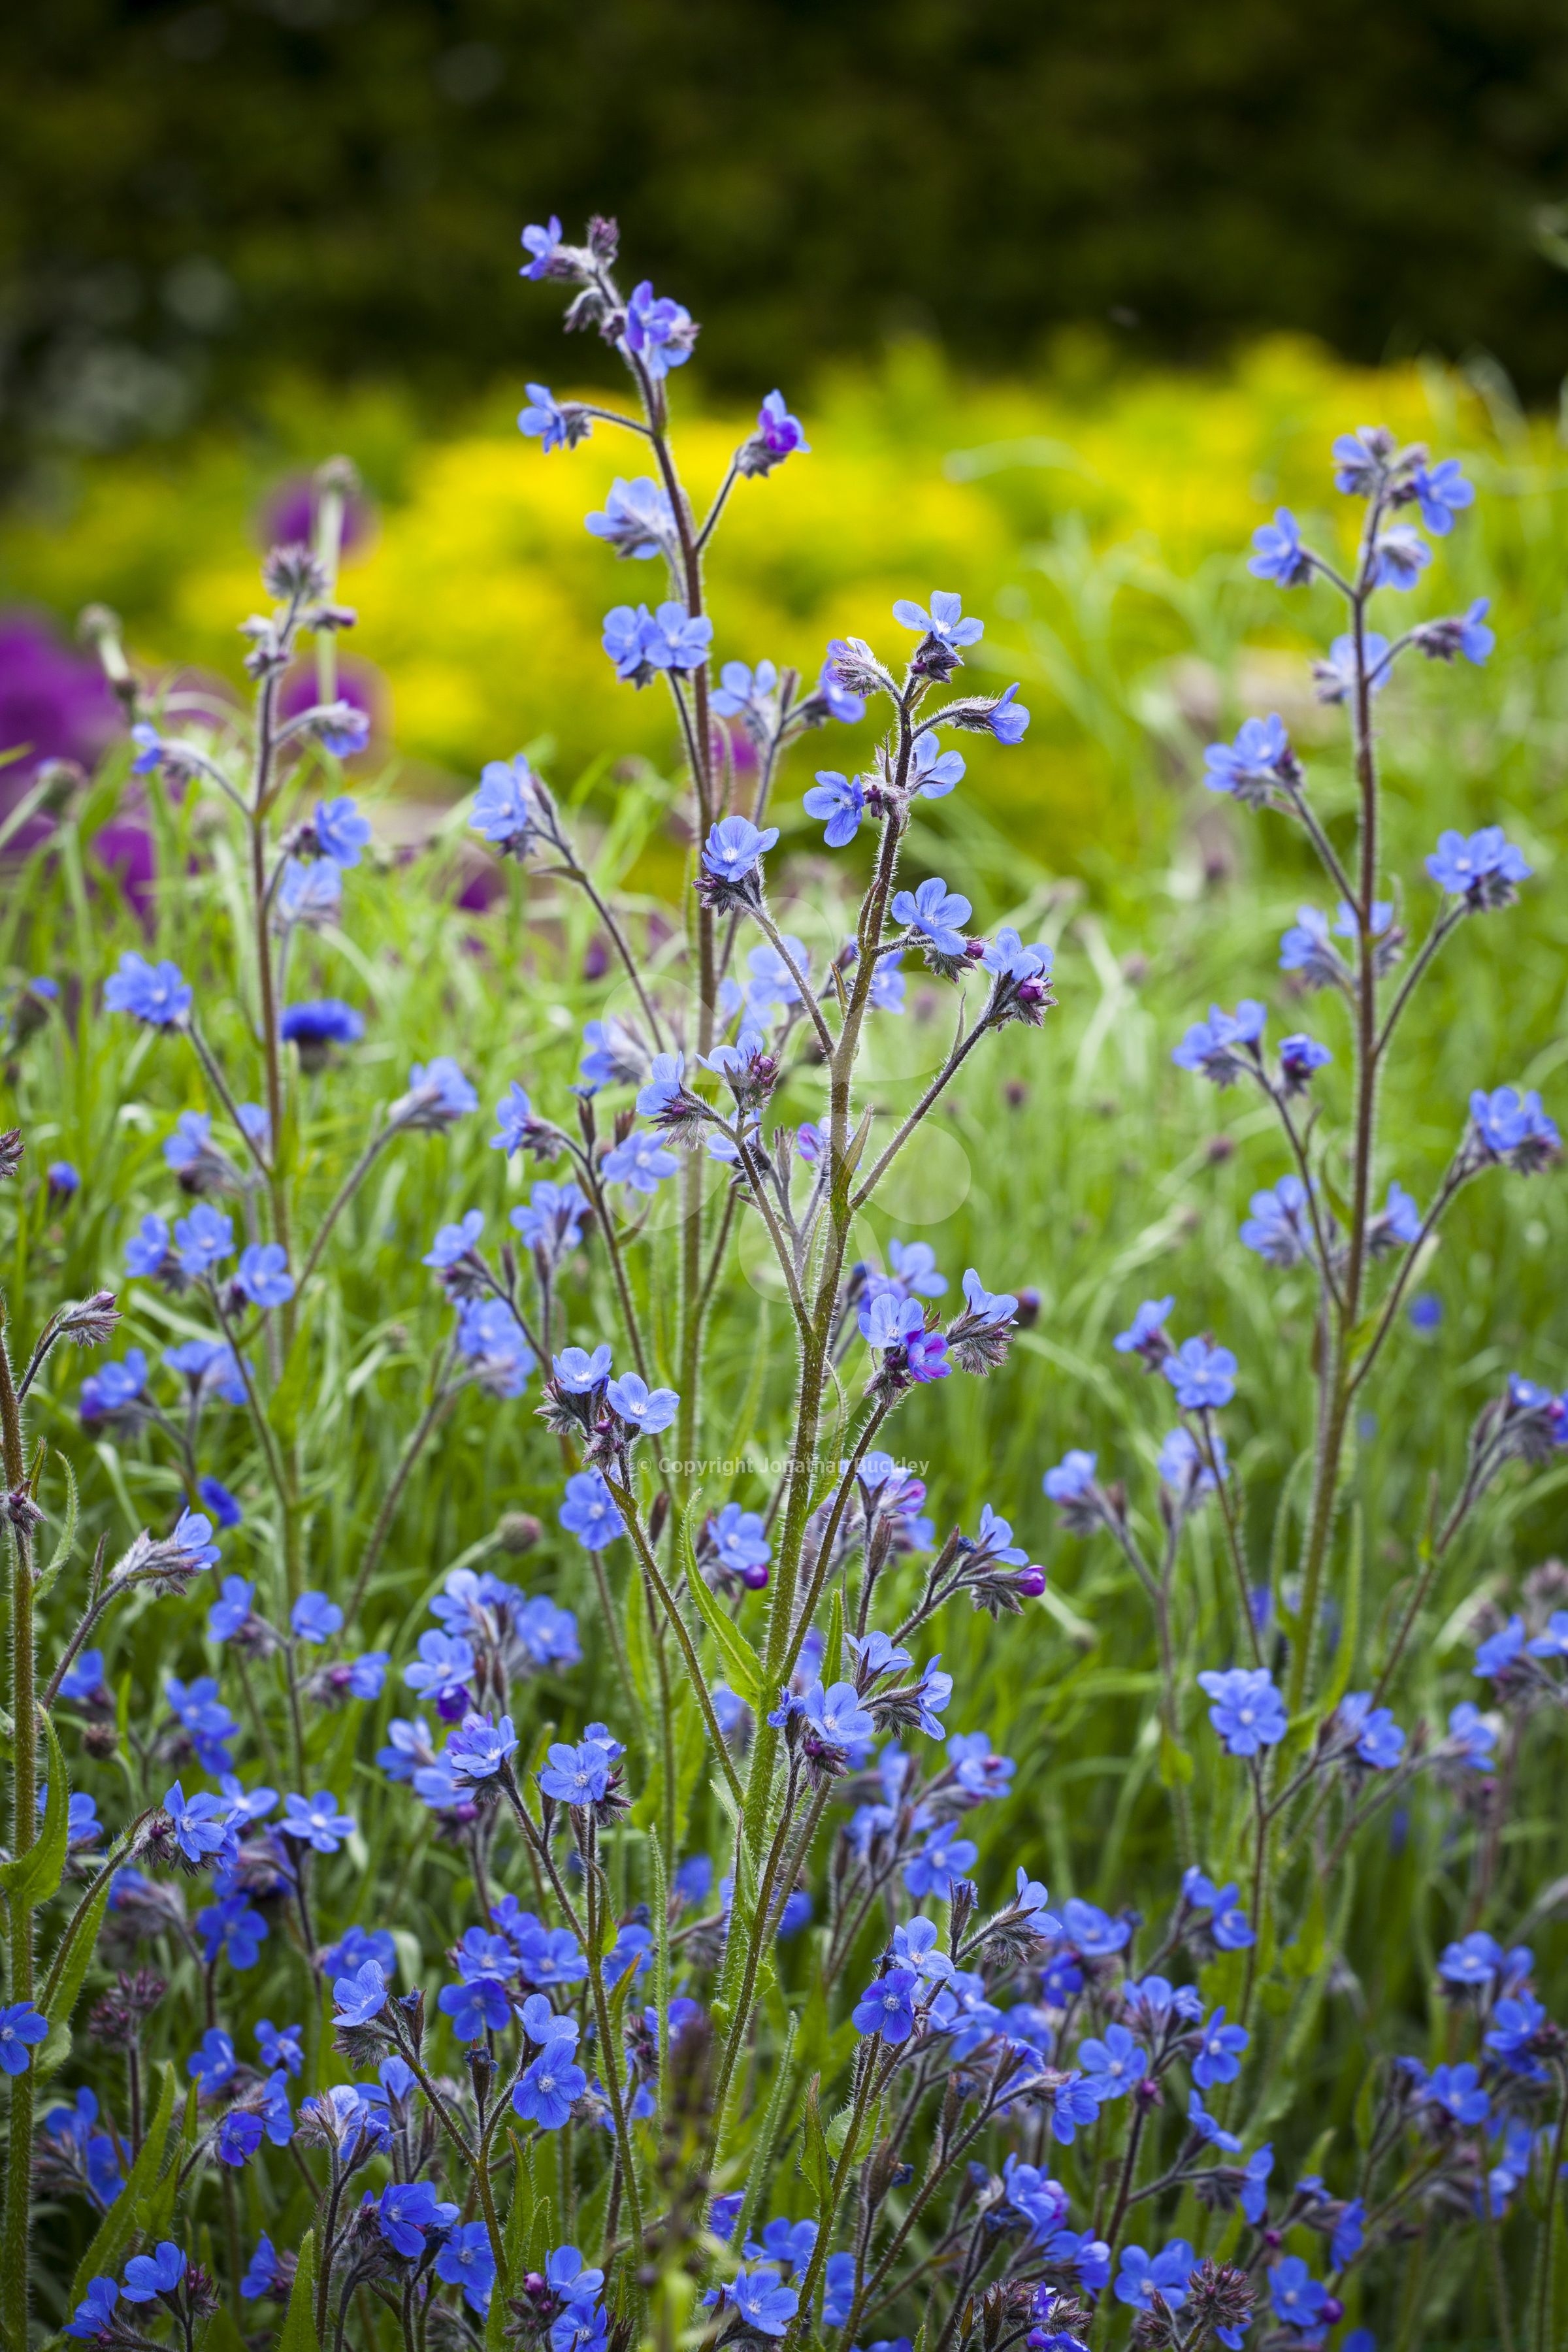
[73,2061,177,2298]
[799,2073,832,2208]
[34,1452,78,1603]
[45,1874,112,2034]
[824,1587,845,1688]
[729,2014,798,2253]
[1318,1502,1363,1717]
[204,2310,251,2352]
[681,1512,762,1705]
[0,1711,69,1906]
[278,2229,319,2352]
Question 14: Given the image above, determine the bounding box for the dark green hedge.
[4,0,1568,457]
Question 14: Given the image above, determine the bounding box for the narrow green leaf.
[681,1511,762,1705]
[45,1875,112,2034]
[34,1452,78,1603]
[73,2061,177,2297]
[278,2229,319,2352]
[0,1712,69,1906]
[727,2014,798,2252]
[799,2073,832,2208]
[824,1587,845,1688]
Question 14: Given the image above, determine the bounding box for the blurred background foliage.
[4,0,1568,467]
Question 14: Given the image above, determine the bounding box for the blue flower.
[104,952,191,1027]
[910,732,965,798]
[749,390,809,465]
[519,216,564,277]
[709,2267,798,2339]
[1370,525,1431,591]
[1249,509,1312,587]
[892,590,984,651]
[538,1740,613,1806]
[1240,2143,1275,2224]
[984,683,1030,742]
[711,659,779,721]
[46,1158,78,1199]
[188,2027,238,2094]
[333,1960,389,2025]
[424,1209,485,1269]
[439,1974,513,2040]
[1203,712,1296,800]
[518,384,589,453]
[378,2179,459,2259]
[1079,2021,1147,2103]
[702,815,778,884]
[1239,1175,1315,1269]
[281,998,363,1049]
[1529,1611,1568,1659]
[853,1968,920,2042]
[1192,2007,1249,2088]
[454,1298,534,1397]
[602,1131,678,1192]
[1059,1897,1130,1957]
[197,1475,242,1527]
[279,1791,355,1854]
[622,279,698,380]
[1486,1994,1548,2074]
[708,1501,771,1579]
[1453,596,1495,662]
[1198,1668,1285,1756]
[1267,2257,1327,2329]
[239,2238,286,2302]
[559,1469,622,1552]
[903,1822,978,1901]
[276,856,342,926]
[797,1679,875,1748]
[161,1781,231,1864]
[124,1217,172,1282]
[587,478,678,562]
[66,2278,121,2338]
[435,2221,498,2315]
[1331,2195,1365,2268]
[890,877,972,958]
[174,1202,234,1278]
[290,1592,342,1644]
[58,1649,108,1705]
[1113,1297,1173,1359]
[819,2251,857,2328]
[513,2041,588,2130]
[1412,457,1474,534]
[606,1371,681,1433]
[473,754,546,855]
[803,770,865,847]
[1437,1931,1503,1988]
[1043,1449,1096,1503]
[1315,632,1391,704]
[1470,1085,1560,1171]
[401,1056,479,1123]
[217,2112,264,2167]
[404,1629,474,1711]
[195,1893,268,1970]
[446,1713,518,1784]
[314,796,370,866]
[256,2019,304,2076]
[1332,427,1391,495]
[744,2217,819,2275]
[1426,2061,1490,2125]
[1171,1000,1266,1084]
[1339,1691,1405,1770]
[1182,1870,1254,1949]
[1187,2089,1241,2151]
[123,2242,188,2302]
[0,2001,48,2076]
[1473,1619,1524,1681]
[1163,1338,1237,1411]
[1114,2240,1196,2312]
[1426,825,1531,909]
[513,1181,588,1257]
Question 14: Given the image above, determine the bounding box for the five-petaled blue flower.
[803,770,865,847]
[1163,1338,1238,1411]
[1198,1668,1285,1756]
[0,2001,48,2076]
[852,1967,921,2042]
[280,1791,356,1854]
[559,1469,623,1551]
[105,953,192,1028]
[1192,2007,1249,2088]
[1249,510,1312,587]
[702,815,777,883]
[538,1740,613,1807]
[891,877,972,958]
